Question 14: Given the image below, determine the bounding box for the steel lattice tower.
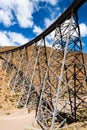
[36,11,87,130]
[0,0,87,130]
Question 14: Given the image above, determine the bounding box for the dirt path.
[0,108,87,130]
[0,108,41,130]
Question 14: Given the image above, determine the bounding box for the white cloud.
[13,0,34,28]
[33,25,43,35]
[0,31,29,46]
[44,18,53,28]
[44,11,61,28]
[79,23,87,37]
[41,0,57,5]
[0,0,34,28]
[0,0,59,28]
[82,42,85,46]
[0,10,14,27]
[46,30,55,40]
[0,0,62,30]
[33,0,57,6]
[0,0,15,27]
[43,17,56,47]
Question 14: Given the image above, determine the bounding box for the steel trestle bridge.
[0,0,87,129]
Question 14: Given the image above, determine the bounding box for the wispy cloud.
[0,0,34,28]
[33,25,43,35]
[42,0,57,5]
[0,9,14,27]
[0,0,86,52]
[13,0,34,28]
[0,31,29,46]
[44,7,61,28]
[33,0,58,6]
[44,18,53,28]
[80,23,87,37]
[0,0,59,28]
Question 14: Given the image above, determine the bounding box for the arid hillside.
[0,46,87,112]
[0,46,87,130]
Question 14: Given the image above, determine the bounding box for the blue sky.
[0,0,87,53]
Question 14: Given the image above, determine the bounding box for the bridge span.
[0,0,87,130]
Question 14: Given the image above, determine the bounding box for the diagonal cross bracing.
[0,0,87,130]
[36,11,87,129]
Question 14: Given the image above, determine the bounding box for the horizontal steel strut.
[0,0,87,130]
[0,0,86,54]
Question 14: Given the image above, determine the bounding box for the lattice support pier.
[36,10,87,130]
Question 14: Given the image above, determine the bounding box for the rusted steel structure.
[0,0,87,130]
